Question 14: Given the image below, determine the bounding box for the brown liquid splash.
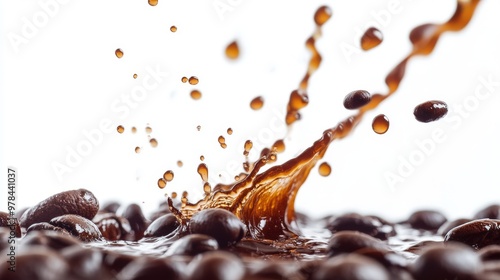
[360,27,383,51]
[169,1,481,240]
[225,41,240,60]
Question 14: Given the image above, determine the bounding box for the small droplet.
[190,90,202,100]
[318,162,331,177]
[218,136,227,149]
[135,146,141,153]
[115,48,124,58]
[243,140,253,156]
[250,96,264,110]
[314,6,332,26]
[131,127,137,134]
[117,125,125,134]
[171,192,177,199]
[203,182,211,195]
[170,25,177,32]
[148,0,158,6]
[197,163,209,182]
[200,155,205,161]
[133,74,138,79]
[272,140,285,153]
[361,27,383,51]
[177,160,183,167]
[182,191,188,198]
[227,128,233,135]
[188,76,199,85]
[372,114,390,134]
[146,126,153,134]
[196,125,201,131]
[225,41,240,60]
[150,138,158,147]
[158,178,167,189]
[181,77,188,83]
[163,170,174,182]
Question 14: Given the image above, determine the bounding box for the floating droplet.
[200,155,205,161]
[361,27,383,51]
[115,49,124,58]
[146,126,152,134]
[227,128,233,135]
[181,77,188,83]
[272,140,285,153]
[196,125,201,131]
[314,6,332,26]
[190,90,202,100]
[158,178,167,189]
[225,41,240,60]
[177,161,183,167]
[131,127,137,134]
[218,136,227,149]
[133,74,138,79]
[148,0,158,6]
[243,140,253,156]
[163,170,174,182]
[170,25,177,32]
[197,163,208,182]
[117,125,125,134]
[250,96,264,110]
[135,146,141,153]
[372,114,390,134]
[188,76,199,85]
[150,138,158,148]
[171,192,177,199]
[318,162,332,177]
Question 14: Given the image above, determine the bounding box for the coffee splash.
[162,0,481,240]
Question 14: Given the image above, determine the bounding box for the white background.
[1,0,500,222]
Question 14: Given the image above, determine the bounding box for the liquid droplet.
[150,138,158,147]
[131,127,137,134]
[181,77,188,83]
[177,161,183,167]
[158,178,167,189]
[196,125,201,131]
[203,182,211,195]
[148,0,158,6]
[318,162,332,176]
[163,170,174,182]
[146,126,152,134]
[360,27,383,51]
[225,41,240,60]
[190,90,202,100]
[115,49,124,58]
[135,146,141,153]
[133,74,138,79]
[117,125,124,134]
[372,114,390,134]
[218,136,227,149]
[227,128,233,135]
[200,155,205,161]
[171,192,177,199]
[243,140,253,156]
[314,5,332,26]
[272,139,285,153]
[250,96,264,110]
[170,25,177,32]
[188,76,199,85]
[197,163,208,182]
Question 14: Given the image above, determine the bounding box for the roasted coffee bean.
[189,208,246,247]
[14,207,29,220]
[343,90,372,110]
[186,251,245,280]
[50,214,103,242]
[0,228,11,251]
[444,219,500,250]
[120,203,149,240]
[327,231,388,257]
[404,240,442,255]
[100,201,121,213]
[94,213,132,241]
[21,230,80,250]
[27,222,71,235]
[62,246,112,280]
[102,251,137,275]
[164,234,219,256]
[407,210,447,231]
[479,245,500,262]
[437,218,471,236]
[411,243,482,280]
[117,258,181,280]
[144,213,180,238]
[354,247,407,269]
[247,262,294,280]
[0,247,70,280]
[20,188,99,228]
[413,100,448,123]
[312,253,390,280]
[0,211,21,237]
[327,213,395,240]
[474,204,500,220]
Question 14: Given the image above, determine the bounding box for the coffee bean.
[144,213,180,238]
[411,243,482,280]
[94,213,132,241]
[21,230,80,250]
[312,253,390,280]
[189,208,246,247]
[474,204,500,220]
[327,213,395,240]
[247,262,294,280]
[327,231,388,257]
[0,228,11,251]
[413,100,448,123]
[164,234,219,257]
[354,247,407,269]
[0,211,21,237]
[50,214,103,242]
[444,219,500,250]
[120,203,149,241]
[27,222,71,236]
[102,251,137,275]
[100,201,121,214]
[407,210,447,231]
[117,257,181,280]
[20,189,99,228]
[149,206,171,222]
[186,251,245,280]
[0,247,70,280]
[343,90,372,110]
[62,246,112,280]
[437,218,471,236]
[479,245,500,262]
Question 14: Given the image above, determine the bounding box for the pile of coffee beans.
[2,188,500,279]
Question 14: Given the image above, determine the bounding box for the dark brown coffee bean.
[312,253,390,280]
[407,210,447,231]
[474,204,500,220]
[62,246,112,280]
[50,214,103,242]
[189,208,246,247]
[411,243,482,280]
[117,257,181,280]
[327,213,395,240]
[100,201,121,213]
[21,230,80,250]
[479,245,500,262]
[144,213,180,238]
[354,247,407,268]
[247,262,294,280]
[187,251,245,280]
[94,213,132,241]
[27,222,71,235]
[327,231,388,257]
[120,203,149,240]
[444,219,500,250]
[343,90,372,110]
[14,207,29,221]
[102,251,137,275]
[0,247,70,280]
[404,240,442,255]
[0,211,21,237]
[413,100,448,123]
[164,234,219,257]
[20,188,99,228]
[437,218,471,236]
[0,228,11,251]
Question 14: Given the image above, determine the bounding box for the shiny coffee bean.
[102,251,137,275]
[20,189,99,228]
[0,211,21,237]
[164,234,219,256]
[437,218,471,236]
[100,201,121,213]
[21,230,80,250]
[94,213,132,241]
[27,222,71,235]
[120,204,149,240]
[117,258,181,280]
[354,247,407,269]
[411,243,482,280]
[327,231,388,257]
[312,253,390,280]
[407,210,447,231]
[479,245,500,262]
[444,219,500,250]
[50,214,103,242]
[413,100,448,123]
[0,247,70,280]
[247,262,293,280]
[187,251,245,280]
[144,213,180,238]
[474,204,500,220]
[14,207,29,221]
[189,208,246,247]
[327,213,395,240]
[343,90,372,110]
[62,246,111,280]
